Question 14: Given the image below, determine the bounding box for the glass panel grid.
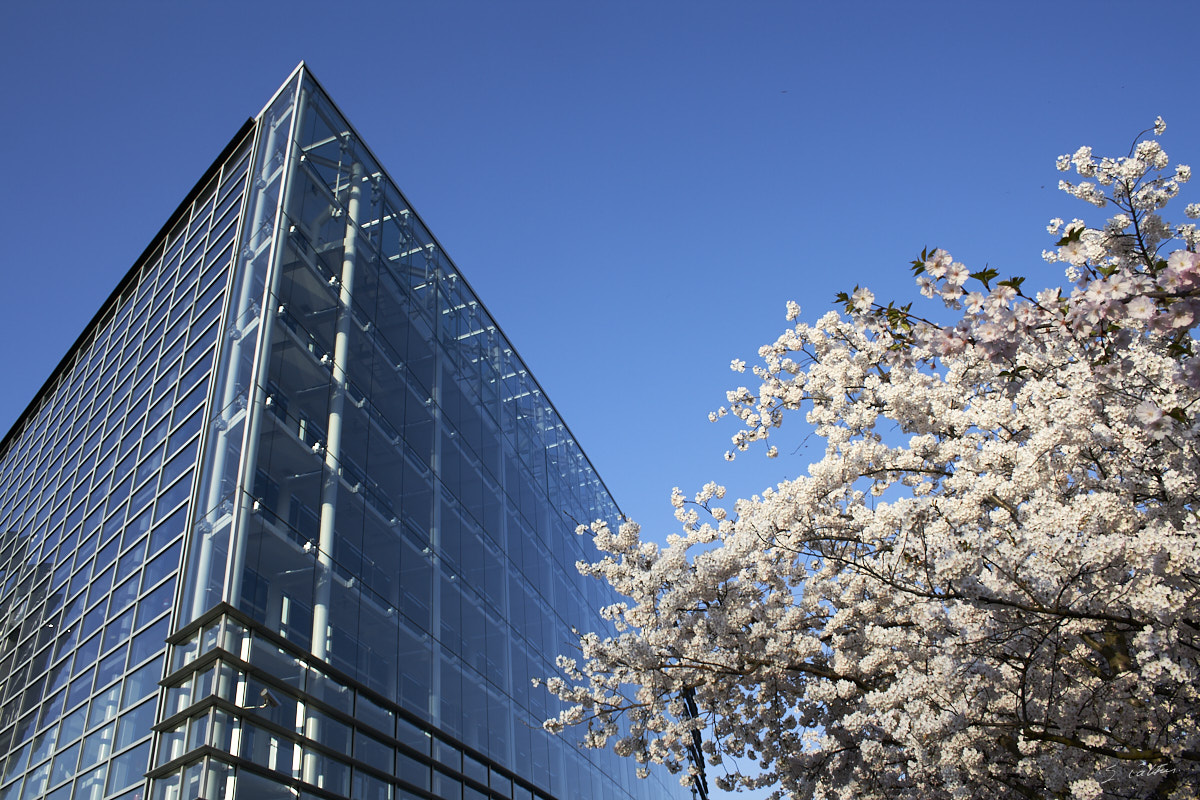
[0,127,254,800]
[3,66,690,800]
[185,69,685,800]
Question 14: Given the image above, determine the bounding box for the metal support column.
[311,160,364,662]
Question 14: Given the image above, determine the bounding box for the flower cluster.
[543,122,1200,799]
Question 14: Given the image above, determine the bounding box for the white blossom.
[545,121,1199,800]
[1134,400,1163,426]
[1125,295,1156,319]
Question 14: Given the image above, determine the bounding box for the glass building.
[0,65,696,800]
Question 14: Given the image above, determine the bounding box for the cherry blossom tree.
[543,119,1200,800]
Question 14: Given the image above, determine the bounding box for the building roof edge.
[0,118,257,460]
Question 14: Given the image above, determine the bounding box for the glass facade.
[0,65,694,800]
[0,121,253,800]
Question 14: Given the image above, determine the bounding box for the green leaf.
[970,268,998,290]
[998,365,1028,379]
[1056,226,1084,246]
[911,247,933,275]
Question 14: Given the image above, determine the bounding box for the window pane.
[105,741,149,795]
[115,699,156,751]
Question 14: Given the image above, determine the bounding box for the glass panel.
[303,708,350,756]
[239,721,296,776]
[128,617,170,668]
[301,749,349,795]
[49,742,79,787]
[86,683,120,729]
[72,764,107,800]
[121,656,163,710]
[57,706,86,747]
[79,721,114,769]
[352,770,392,800]
[115,699,156,751]
[353,729,392,773]
[26,727,54,770]
[104,741,150,795]
[18,761,48,800]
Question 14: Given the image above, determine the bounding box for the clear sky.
[2,1,1198,795]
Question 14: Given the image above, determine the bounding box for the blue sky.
[2,1,1198,794]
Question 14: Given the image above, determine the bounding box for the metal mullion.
[223,75,310,612]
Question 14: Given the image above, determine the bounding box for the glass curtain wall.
[152,67,689,800]
[0,123,254,800]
